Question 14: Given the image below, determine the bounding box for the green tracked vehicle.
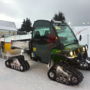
[5,18,90,86]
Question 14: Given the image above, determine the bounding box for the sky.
[0,0,90,28]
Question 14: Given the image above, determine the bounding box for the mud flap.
[5,55,30,72]
[48,61,83,85]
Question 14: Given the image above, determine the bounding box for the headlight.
[70,51,73,56]
[82,47,86,52]
[68,51,77,58]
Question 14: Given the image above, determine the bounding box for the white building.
[0,20,17,37]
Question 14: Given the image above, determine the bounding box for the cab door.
[32,20,57,64]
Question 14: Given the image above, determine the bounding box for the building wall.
[0,29,17,37]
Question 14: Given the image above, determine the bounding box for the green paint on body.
[51,44,85,64]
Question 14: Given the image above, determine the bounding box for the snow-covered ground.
[0,26,90,90]
[0,59,90,90]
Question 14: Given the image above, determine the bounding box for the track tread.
[48,61,83,85]
[5,55,30,72]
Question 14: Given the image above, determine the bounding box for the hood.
[64,44,80,51]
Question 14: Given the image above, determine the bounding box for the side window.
[33,27,50,38]
[33,30,40,38]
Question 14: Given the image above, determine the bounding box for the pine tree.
[21,19,26,31]
[18,18,32,33]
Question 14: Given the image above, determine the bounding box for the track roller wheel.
[48,69,56,81]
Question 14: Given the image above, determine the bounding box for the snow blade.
[48,61,83,85]
[5,55,30,72]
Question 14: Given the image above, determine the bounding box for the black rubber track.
[48,61,84,85]
[5,55,30,72]
[58,62,84,85]
[59,62,83,84]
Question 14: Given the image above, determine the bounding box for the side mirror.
[79,35,82,41]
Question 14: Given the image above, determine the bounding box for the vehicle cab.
[31,19,89,69]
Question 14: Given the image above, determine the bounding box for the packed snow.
[0,26,90,90]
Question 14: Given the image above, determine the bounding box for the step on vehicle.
[5,16,90,85]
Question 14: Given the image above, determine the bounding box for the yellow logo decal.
[33,48,37,51]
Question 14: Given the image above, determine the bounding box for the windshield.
[53,23,77,46]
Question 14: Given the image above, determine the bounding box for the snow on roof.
[0,20,17,31]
